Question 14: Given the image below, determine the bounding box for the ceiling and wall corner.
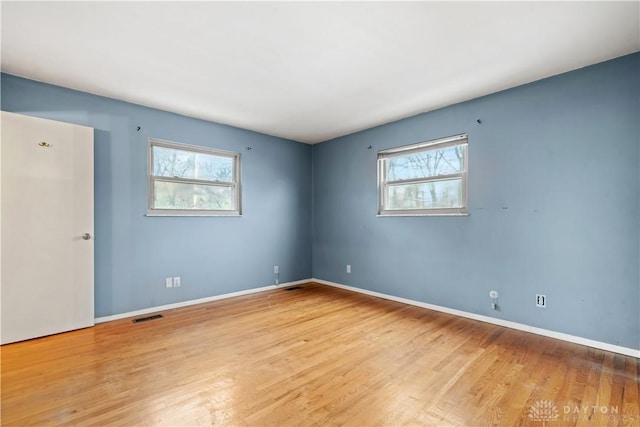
[1,1,639,144]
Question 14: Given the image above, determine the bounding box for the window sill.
[377,212,469,217]
[146,211,241,217]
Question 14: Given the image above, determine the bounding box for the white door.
[1,111,94,345]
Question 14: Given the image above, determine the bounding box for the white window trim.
[147,138,242,216]
[377,134,468,217]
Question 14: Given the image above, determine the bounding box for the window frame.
[377,134,468,217]
[147,138,242,216]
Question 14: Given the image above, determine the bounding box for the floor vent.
[132,314,163,323]
[285,286,303,291]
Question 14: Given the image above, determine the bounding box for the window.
[147,138,241,216]
[378,134,468,216]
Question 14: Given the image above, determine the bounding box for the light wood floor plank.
[1,282,638,426]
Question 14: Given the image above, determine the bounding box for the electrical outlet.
[173,277,181,287]
[165,277,173,288]
[536,294,546,308]
[346,264,351,274]
[274,265,279,274]
[489,290,499,299]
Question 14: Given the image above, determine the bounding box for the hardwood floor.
[1,282,638,426]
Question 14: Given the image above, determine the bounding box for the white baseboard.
[94,279,311,324]
[95,277,639,358]
[312,278,640,358]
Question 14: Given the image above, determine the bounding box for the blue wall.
[2,53,638,349]
[312,53,640,349]
[1,74,313,317]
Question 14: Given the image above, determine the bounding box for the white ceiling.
[2,2,639,144]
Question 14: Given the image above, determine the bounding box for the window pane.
[386,145,463,181]
[386,179,462,210]
[153,146,234,182]
[154,181,234,210]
